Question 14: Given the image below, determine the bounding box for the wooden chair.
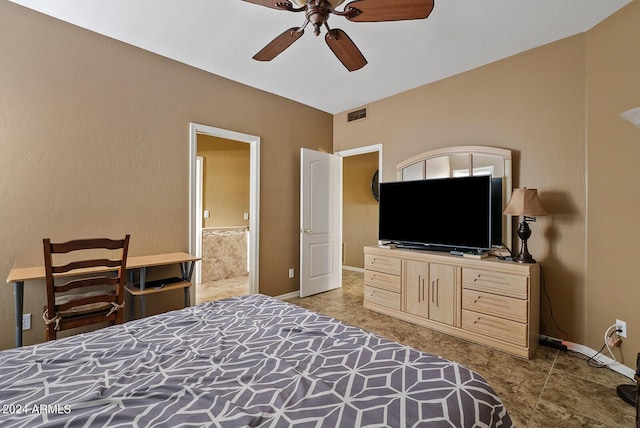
[42,235,130,341]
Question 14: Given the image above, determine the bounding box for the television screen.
[378,175,493,252]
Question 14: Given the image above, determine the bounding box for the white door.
[195,156,204,285]
[300,149,342,298]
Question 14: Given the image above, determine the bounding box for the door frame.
[335,143,383,266]
[335,144,383,176]
[336,144,383,207]
[189,123,260,298]
[195,156,204,285]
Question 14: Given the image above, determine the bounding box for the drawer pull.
[475,273,495,281]
[473,295,511,310]
[475,274,499,282]
[473,316,507,329]
[474,274,511,286]
[431,279,439,306]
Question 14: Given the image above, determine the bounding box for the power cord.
[603,324,623,364]
[492,243,513,260]
[578,324,623,368]
[536,270,624,370]
[539,264,569,340]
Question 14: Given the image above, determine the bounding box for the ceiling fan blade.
[345,0,434,22]
[325,29,367,72]
[241,0,293,11]
[253,28,304,61]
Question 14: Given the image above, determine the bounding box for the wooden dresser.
[363,246,540,359]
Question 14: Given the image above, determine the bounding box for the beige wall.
[585,2,640,368]
[343,152,379,268]
[335,2,640,367]
[0,1,332,349]
[197,135,250,229]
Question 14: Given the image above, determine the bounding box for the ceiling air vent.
[347,107,367,123]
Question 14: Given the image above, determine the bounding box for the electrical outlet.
[616,319,627,338]
[22,314,31,331]
[288,268,295,279]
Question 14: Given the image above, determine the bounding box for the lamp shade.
[503,188,548,216]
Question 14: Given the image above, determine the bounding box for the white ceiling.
[9,0,632,114]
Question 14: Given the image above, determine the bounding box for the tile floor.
[196,275,251,304]
[197,270,636,427]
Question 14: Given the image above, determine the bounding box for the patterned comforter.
[0,294,513,427]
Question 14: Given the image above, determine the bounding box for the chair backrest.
[42,235,130,340]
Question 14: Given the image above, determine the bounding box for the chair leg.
[45,323,56,341]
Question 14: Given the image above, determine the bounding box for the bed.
[0,294,513,427]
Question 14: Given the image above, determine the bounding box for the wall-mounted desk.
[6,252,200,348]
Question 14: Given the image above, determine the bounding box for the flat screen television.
[378,175,501,252]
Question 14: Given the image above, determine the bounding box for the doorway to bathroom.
[189,123,260,303]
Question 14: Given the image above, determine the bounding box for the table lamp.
[503,188,548,263]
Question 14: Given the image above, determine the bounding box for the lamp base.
[514,220,537,263]
[514,252,536,264]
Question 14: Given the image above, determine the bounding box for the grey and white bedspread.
[0,294,513,427]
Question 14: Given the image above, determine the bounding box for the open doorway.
[189,123,260,303]
[336,144,382,271]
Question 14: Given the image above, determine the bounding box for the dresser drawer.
[364,253,402,275]
[462,290,528,323]
[364,285,401,311]
[462,268,528,299]
[364,270,401,293]
[462,310,527,347]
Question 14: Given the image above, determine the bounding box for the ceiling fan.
[243,0,435,71]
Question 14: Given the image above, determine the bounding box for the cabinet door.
[404,260,429,318]
[429,263,456,325]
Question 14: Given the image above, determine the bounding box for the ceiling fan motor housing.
[305,1,332,36]
[292,0,346,7]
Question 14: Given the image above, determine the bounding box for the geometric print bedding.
[0,294,513,427]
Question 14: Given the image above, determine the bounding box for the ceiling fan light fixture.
[291,0,347,8]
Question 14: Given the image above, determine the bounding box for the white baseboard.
[275,291,300,301]
[342,265,364,273]
[540,334,635,380]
